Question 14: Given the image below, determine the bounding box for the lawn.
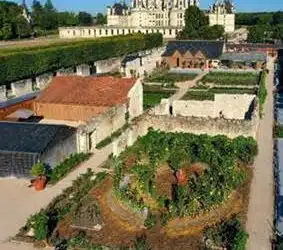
[143,90,175,109]
[182,87,257,101]
[17,130,257,250]
[144,69,198,85]
[200,72,259,86]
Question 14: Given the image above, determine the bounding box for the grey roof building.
[220,52,267,63]
[0,122,77,178]
[162,40,225,59]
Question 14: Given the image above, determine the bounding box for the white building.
[59,0,235,39]
[208,0,235,33]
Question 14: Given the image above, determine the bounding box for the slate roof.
[0,122,76,154]
[36,76,136,107]
[220,52,267,62]
[162,40,224,59]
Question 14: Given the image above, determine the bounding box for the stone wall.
[11,79,33,97]
[76,64,90,77]
[35,73,53,90]
[127,79,143,120]
[171,94,256,120]
[94,57,122,74]
[0,86,7,102]
[56,67,75,76]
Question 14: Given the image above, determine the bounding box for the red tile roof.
[36,76,136,107]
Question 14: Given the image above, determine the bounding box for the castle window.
[99,29,102,35]
[169,29,172,35]
[111,29,114,35]
[89,29,91,35]
[105,30,108,35]
[122,29,125,35]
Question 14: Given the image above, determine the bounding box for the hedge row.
[0,33,163,84]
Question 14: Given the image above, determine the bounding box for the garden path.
[0,144,112,250]
[169,71,208,102]
[246,58,275,250]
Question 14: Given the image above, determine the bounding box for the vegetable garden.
[16,130,257,250]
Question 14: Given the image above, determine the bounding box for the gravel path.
[246,59,275,250]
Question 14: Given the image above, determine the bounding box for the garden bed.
[144,69,198,85]
[16,130,257,250]
[143,90,175,109]
[199,72,259,86]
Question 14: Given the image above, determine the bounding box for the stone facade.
[35,73,54,90]
[11,79,33,97]
[172,94,256,120]
[59,0,235,39]
[0,86,7,102]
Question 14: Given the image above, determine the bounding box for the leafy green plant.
[28,211,49,241]
[144,212,157,229]
[258,71,268,118]
[134,235,151,250]
[143,90,175,109]
[49,153,90,184]
[182,90,215,101]
[31,162,46,177]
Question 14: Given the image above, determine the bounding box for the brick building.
[34,76,143,123]
[162,40,224,69]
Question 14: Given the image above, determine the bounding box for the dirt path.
[169,71,208,102]
[246,59,275,250]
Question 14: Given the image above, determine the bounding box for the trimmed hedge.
[258,71,268,118]
[0,33,163,84]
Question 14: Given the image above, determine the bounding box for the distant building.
[208,0,235,33]
[162,40,224,69]
[0,122,76,178]
[59,0,235,39]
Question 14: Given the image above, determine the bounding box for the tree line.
[0,0,107,40]
[236,11,283,43]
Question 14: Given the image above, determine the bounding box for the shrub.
[144,212,157,229]
[143,90,175,109]
[31,162,46,177]
[49,153,90,184]
[258,71,268,118]
[0,33,163,84]
[29,211,49,241]
[134,235,151,250]
[182,90,215,101]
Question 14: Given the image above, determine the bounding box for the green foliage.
[0,33,162,84]
[274,124,283,138]
[31,162,46,177]
[78,11,93,26]
[232,137,258,165]
[134,235,151,250]
[178,6,224,40]
[49,153,90,184]
[114,130,257,219]
[143,90,175,109]
[144,69,197,84]
[28,211,49,241]
[209,87,257,95]
[204,217,249,250]
[258,71,267,118]
[132,164,155,195]
[95,13,107,25]
[144,212,157,229]
[181,91,215,101]
[200,72,259,86]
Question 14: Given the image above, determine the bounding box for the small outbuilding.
[162,40,225,69]
[0,122,77,178]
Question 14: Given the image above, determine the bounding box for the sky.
[10,0,283,14]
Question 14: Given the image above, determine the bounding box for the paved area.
[0,145,112,250]
[246,59,275,250]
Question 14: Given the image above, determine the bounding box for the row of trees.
[0,0,107,40]
[247,25,283,43]
[177,6,224,40]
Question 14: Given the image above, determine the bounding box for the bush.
[49,153,90,184]
[144,212,157,229]
[29,211,49,241]
[258,71,268,118]
[134,235,151,250]
[143,90,175,109]
[31,162,46,177]
[182,90,215,101]
[0,33,163,84]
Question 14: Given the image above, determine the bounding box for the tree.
[78,12,93,26]
[15,16,32,38]
[178,6,223,40]
[44,0,55,12]
[95,13,107,25]
[247,25,268,43]
[273,11,283,25]
[57,12,78,27]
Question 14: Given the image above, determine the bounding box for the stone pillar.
[35,73,53,90]
[77,131,89,153]
[0,86,7,102]
[11,79,33,97]
[76,64,91,77]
